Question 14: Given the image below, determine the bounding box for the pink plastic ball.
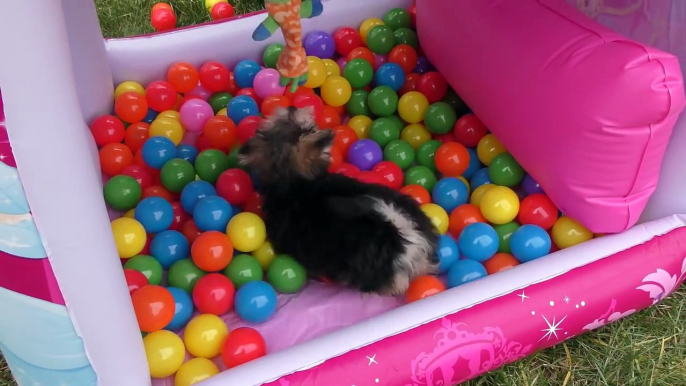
[253,69,286,100]
[374,54,388,68]
[187,83,213,101]
[180,99,214,133]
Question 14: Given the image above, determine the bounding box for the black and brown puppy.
[239,107,438,296]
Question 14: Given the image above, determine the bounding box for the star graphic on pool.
[367,354,378,366]
[518,291,529,302]
[564,296,570,304]
[539,314,567,342]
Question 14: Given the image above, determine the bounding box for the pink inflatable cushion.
[418,0,685,233]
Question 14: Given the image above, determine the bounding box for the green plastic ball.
[223,254,263,288]
[383,8,413,30]
[195,149,229,184]
[160,159,196,193]
[442,88,470,117]
[394,28,419,49]
[387,115,405,131]
[404,165,438,191]
[424,102,457,134]
[494,222,520,254]
[104,175,141,211]
[124,255,163,286]
[167,258,207,293]
[267,254,307,293]
[367,25,396,55]
[489,153,525,187]
[416,140,442,173]
[226,147,243,170]
[346,89,371,116]
[369,118,401,147]
[368,86,399,117]
[209,92,232,114]
[383,139,415,170]
[263,43,284,69]
[343,59,374,89]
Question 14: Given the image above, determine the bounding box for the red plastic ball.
[317,105,341,129]
[333,27,364,56]
[192,273,235,315]
[242,192,264,220]
[141,235,152,256]
[221,327,266,368]
[120,164,154,191]
[449,204,486,237]
[409,3,417,28]
[115,92,149,123]
[372,161,403,190]
[99,143,134,176]
[216,169,254,206]
[198,61,230,92]
[517,193,559,230]
[151,3,172,13]
[236,87,263,107]
[327,146,343,172]
[333,125,358,156]
[151,8,177,32]
[400,73,420,96]
[236,116,263,145]
[406,275,446,303]
[211,2,235,20]
[347,47,377,69]
[292,94,324,122]
[388,44,419,74]
[125,122,151,153]
[284,86,315,102]
[169,201,189,232]
[399,184,431,205]
[417,72,448,104]
[434,142,470,177]
[145,80,177,112]
[195,133,214,152]
[90,115,125,147]
[124,268,149,295]
[131,285,175,332]
[204,116,237,149]
[182,219,203,245]
[261,95,290,117]
[356,171,386,185]
[167,62,199,94]
[331,162,361,178]
[453,114,489,148]
[433,132,455,144]
[142,185,176,202]
[225,71,239,95]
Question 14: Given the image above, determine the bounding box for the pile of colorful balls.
[92,4,597,383]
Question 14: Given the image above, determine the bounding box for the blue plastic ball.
[164,287,194,331]
[457,222,499,262]
[143,108,159,124]
[227,95,259,124]
[470,167,492,189]
[150,230,189,269]
[141,137,177,169]
[432,177,469,213]
[193,196,233,232]
[462,148,481,180]
[234,280,278,323]
[177,144,199,164]
[134,196,174,233]
[447,259,487,288]
[234,60,262,88]
[180,180,217,214]
[510,224,552,262]
[436,234,459,273]
[374,63,406,92]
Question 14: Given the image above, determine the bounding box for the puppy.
[239,107,438,296]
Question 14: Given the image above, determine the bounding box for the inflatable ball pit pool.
[0,0,685,385]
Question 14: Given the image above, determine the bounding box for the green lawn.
[1,1,684,385]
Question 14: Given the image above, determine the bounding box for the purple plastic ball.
[336,57,348,73]
[522,174,544,196]
[374,54,388,69]
[413,57,435,74]
[347,139,383,171]
[304,30,336,59]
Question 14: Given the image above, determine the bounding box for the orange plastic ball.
[449,204,486,237]
[99,143,134,176]
[143,185,176,202]
[182,220,203,245]
[115,92,149,123]
[131,285,175,332]
[333,125,358,156]
[317,105,342,129]
[484,253,520,274]
[399,184,431,205]
[125,122,151,153]
[435,142,470,177]
[328,146,343,172]
[167,62,200,93]
[261,95,290,117]
[204,116,237,149]
[346,47,377,69]
[406,275,446,303]
[191,231,234,272]
[152,3,173,13]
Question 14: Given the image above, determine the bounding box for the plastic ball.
[124,268,149,295]
[179,99,213,134]
[253,68,286,100]
[476,134,507,166]
[400,123,432,150]
[367,25,396,54]
[399,184,431,205]
[413,56,435,74]
[180,181,217,214]
[551,216,593,249]
[322,58,341,77]
[204,0,227,11]
[115,81,145,99]
[347,139,383,171]
[235,280,278,323]
[141,137,177,170]
[261,95,290,118]
[223,254,263,288]
[104,175,142,211]
[436,234,459,273]
[484,253,520,274]
[359,18,385,44]
[304,30,336,59]
[192,273,235,315]
[458,222,499,262]
[267,254,307,293]
[470,167,492,189]
[510,224,551,262]
[447,259,488,288]
[99,143,134,176]
[142,185,175,202]
[469,184,495,207]
[191,230,234,271]
[345,90,370,117]
[125,255,163,285]
[163,287,194,331]
[193,196,233,232]
[202,116,235,147]
[384,139,415,170]
[181,220,203,245]
[301,56,326,89]
[493,221,519,254]
[522,174,544,196]
[195,149,230,184]
[132,285,175,332]
[398,91,429,123]
[420,203,449,234]
[221,327,266,369]
[318,105,342,129]
[160,159,196,193]
[369,118,400,148]
[168,258,206,293]
[372,161,404,190]
[149,230,189,269]
[424,102,457,134]
[135,196,174,233]
[209,93,233,114]
[375,63,406,92]
[174,358,219,386]
[167,62,199,93]
[388,44,418,75]
[114,92,148,123]
[406,275,446,303]
[462,148,482,180]
[518,193,558,230]
[405,165,437,192]
[198,61,229,92]
[334,27,363,56]
[454,114,488,147]
[261,42,284,69]
[417,72,448,104]
[320,75,352,107]
[226,212,266,252]
[394,28,419,49]
[347,47,376,70]
[489,152,525,187]
[211,1,235,20]
[143,330,185,378]
[184,313,229,358]
[90,115,125,147]
[343,58,374,89]
[432,177,470,214]
[479,186,520,225]
[111,218,147,258]
[368,86,398,117]
[252,240,276,269]
[144,81,176,112]
[348,115,373,139]
[214,169,253,207]
[234,60,261,89]
[124,122,151,154]
[149,117,183,145]
[236,115,263,145]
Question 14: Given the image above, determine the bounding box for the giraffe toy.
[252,0,324,92]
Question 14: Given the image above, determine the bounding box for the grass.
[1,1,684,385]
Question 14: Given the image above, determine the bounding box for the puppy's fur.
[239,107,438,295]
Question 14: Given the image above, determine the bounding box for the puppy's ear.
[291,106,317,133]
[263,106,291,129]
[295,129,335,178]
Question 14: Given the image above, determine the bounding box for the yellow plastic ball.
[476,134,507,166]
[470,184,495,206]
[322,59,341,77]
[420,203,449,234]
[158,110,181,121]
[216,108,228,117]
[175,358,219,386]
[205,0,228,11]
[321,75,352,107]
[348,115,373,139]
[252,240,276,269]
[150,117,185,145]
[226,212,267,252]
[457,176,471,195]
[552,216,593,249]
[144,330,185,379]
[115,81,145,99]
[111,218,146,259]
[398,91,429,124]
[401,123,432,150]
[183,314,229,359]
[360,18,385,44]
[479,186,520,225]
[123,209,136,219]
[304,56,327,89]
